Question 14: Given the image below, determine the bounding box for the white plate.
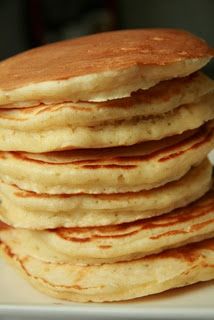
[1,152,214,320]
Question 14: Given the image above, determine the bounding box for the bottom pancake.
[0,236,213,302]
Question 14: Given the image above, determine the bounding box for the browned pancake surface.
[0,29,213,91]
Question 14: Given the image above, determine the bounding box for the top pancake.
[0,29,213,105]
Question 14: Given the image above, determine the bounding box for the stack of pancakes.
[0,29,214,302]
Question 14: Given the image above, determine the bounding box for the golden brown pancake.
[0,72,213,153]
[0,159,212,228]
[0,27,213,304]
[0,89,214,152]
[0,121,213,194]
[0,187,213,264]
[1,71,213,112]
[0,234,213,302]
[0,29,213,105]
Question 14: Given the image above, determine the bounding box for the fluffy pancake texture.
[0,159,212,228]
[0,122,213,194]
[0,234,213,302]
[0,187,214,264]
[0,72,213,120]
[1,90,214,152]
[0,29,213,105]
[0,28,214,303]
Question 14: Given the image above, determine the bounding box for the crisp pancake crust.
[0,160,212,228]
[0,236,213,302]
[0,29,213,104]
[0,187,213,264]
[0,122,213,194]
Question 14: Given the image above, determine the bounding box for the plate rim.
[0,304,214,320]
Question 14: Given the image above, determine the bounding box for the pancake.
[0,91,214,152]
[0,29,213,105]
[0,187,214,265]
[0,234,213,302]
[0,159,212,228]
[0,121,213,194]
[0,72,213,123]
